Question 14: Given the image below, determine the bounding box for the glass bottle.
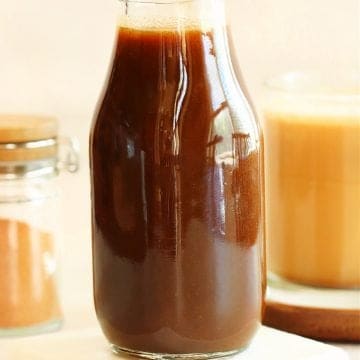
[90,0,264,357]
[0,114,79,337]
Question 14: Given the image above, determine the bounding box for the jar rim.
[0,114,58,143]
[0,137,58,163]
[264,70,360,101]
[0,136,79,178]
[0,161,58,181]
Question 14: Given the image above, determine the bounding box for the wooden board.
[264,300,360,342]
[265,275,360,342]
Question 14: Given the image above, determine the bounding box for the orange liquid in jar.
[264,109,360,288]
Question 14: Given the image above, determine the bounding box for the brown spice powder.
[0,218,61,328]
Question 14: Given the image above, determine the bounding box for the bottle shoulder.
[91,26,261,154]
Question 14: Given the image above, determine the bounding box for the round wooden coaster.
[264,300,360,342]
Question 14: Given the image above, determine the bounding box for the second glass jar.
[90,0,264,357]
[0,114,79,337]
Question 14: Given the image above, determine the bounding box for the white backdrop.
[0,0,358,141]
[0,4,359,355]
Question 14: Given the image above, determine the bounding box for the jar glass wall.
[0,174,62,336]
[0,115,79,337]
[263,71,360,341]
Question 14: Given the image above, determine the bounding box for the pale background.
[0,0,359,358]
[0,0,359,139]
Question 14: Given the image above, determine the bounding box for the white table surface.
[0,326,351,360]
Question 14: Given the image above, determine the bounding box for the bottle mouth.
[119,0,195,4]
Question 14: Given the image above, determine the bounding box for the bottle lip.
[117,0,224,30]
[119,0,195,4]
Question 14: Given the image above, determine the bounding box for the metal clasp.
[57,136,80,173]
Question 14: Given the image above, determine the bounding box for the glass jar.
[263,71,360,341]
[90,0,265,357]
[0,114,79,337]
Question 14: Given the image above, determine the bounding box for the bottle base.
[111,345,242,359]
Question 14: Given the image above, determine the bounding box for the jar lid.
[0,114,79,179]
[0,115,58,162]
[0,115,58,143]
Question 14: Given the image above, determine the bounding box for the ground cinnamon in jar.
[0,218,61,328]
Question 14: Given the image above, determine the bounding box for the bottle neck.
[118,0,225,31]
[114,0,255,135]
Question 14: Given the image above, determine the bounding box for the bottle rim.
[119,0,196,4]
